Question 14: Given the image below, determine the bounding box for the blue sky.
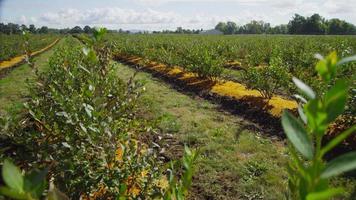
[1,0,355,30]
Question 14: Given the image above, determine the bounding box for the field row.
[107,34,355,96]
[0,33,60,61]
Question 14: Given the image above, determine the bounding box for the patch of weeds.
[197,101,213,109]
[330,177,356,200]
[158,112,181,133]
[211,127,225,138]
[4,102,25,116]
[241,191,265,200]
[183,133,199,146]
[241,160,269,182]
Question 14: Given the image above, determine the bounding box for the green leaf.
[87,49,98,63]
[298,104,307,124]
[321,152,356,179]
[119,183,127,194]
[0,186,27,199]
[83,103,94,118]
[93,27,107,41]
[2,160,24,193]
[292,77,315,99]
[24,168,48,197]
[304,99,328,136]
[294,94,307,104]
[306,188,344,200]
[315,51,338,82]
[282,111,313,160]
[324,79,348,123]
[321,125,356,156]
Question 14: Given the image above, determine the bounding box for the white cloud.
[39,8,179,26]
[7,0,356,30]
[34,7,247,30]
[322,0,356,15]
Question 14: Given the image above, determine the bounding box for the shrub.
[0,28,197,199]
[242,57,290,99]
[184,47,224,80]
[282,52,356,199]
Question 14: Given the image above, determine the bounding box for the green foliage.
[109,34,355,102]
[282,52,356,200]
[0,159,61,200]
[184,47,224,79]
[163,146,198,200]
[0,33,59,61]
[1,30,197,199]
[243,63,290,99]
[0,149,197,200]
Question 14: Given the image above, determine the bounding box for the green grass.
[0,37,69,115]
[114,62,356,199]
[114,62,290,199]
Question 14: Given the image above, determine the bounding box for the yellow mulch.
[117,54,298,117]
[0,38,60,71]
[225,60,242,67]
[211,81,297,116]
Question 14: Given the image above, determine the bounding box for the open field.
[2,0,356,198]
[0,30,355,200]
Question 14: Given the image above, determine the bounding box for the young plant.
[282,51,356,199]
[243,57,290,100]
[163,146,198,200]
[0,159,68,200]
[22,31,36,73]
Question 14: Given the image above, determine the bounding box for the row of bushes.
[0,29,196,199]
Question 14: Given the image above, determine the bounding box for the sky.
[0,0,356,31]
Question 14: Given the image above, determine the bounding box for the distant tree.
[70,26,83,34]
[29,24,36,33]
[59,28,69,34]
[225,21,238,34]
[241,20,267,34]
[304,14,326,34]
[6,23,20,34]
[269,24,288,34]
[176,27,183,33]
[288,14,307,34]
[83,25,92,34]
[215,22,227,33]
[38,26,49,34]
[20,24,28,32]
[327,18,356,35]
[0,23,6,34]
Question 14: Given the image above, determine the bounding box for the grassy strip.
[0,37,68,115]
[114,61,288,199]
[114,62,356,199]
[0,38,60,71]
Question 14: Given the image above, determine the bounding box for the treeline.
[215,14,356,35]
[152,27,202,34]
[0,23,121,34]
